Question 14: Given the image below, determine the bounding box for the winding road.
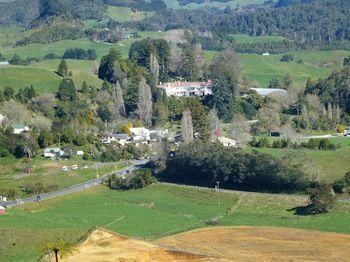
[0,159,148,208]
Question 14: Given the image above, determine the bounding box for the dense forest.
[131,0,350,50]
[0,0,106,25]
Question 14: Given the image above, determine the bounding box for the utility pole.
[216,181,221,207]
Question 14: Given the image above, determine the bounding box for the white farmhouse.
[130,127,151,141]
[158,80,213,97]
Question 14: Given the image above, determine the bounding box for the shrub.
[0,188,19,199]
[101,148,121,162]
[280,54,294,62]
[249,137,271,148]
[306,185,336,214]
[332,179,346,193]
[108,169,155,190]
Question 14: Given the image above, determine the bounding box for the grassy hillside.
[1,38,129,60]
[1,31,165,60]
[204,50,350,88]
[0,60,102,93]
[229,34,288,44]
[107,6,154,22]
[246,137,350,183]
[1,183,350,261]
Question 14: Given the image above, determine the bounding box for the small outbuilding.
[0,206,6,215]
[44,148,64,159]
[218,136,238,147]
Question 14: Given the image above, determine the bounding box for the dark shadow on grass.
[287,205,312,216]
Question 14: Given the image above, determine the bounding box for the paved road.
[0,159,148,208]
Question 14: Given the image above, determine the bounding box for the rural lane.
[0,159,148,208]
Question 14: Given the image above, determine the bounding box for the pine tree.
[57,78,77,101]
[81,81,89,94]
[137,78,153,126]
[181,108,194,144]
[181,44,199,81]
[57,59,68,77]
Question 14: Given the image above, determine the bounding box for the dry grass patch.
[156,226,350,261]
[62,229,210,262]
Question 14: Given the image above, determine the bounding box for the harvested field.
[62,229,211,262]
[156,226,350,261]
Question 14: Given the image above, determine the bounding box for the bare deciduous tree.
[0,100,32,125]
[31,115,52,132]
[208,108,220,140]
[181,108,194,144]
[32,93,56,117]
[137,78,153,126]
[259,101,281,135]
[230,113,251,143]
[23,132,36,160]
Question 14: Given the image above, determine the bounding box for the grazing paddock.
[1,184,350,261]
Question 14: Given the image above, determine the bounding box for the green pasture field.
[228,34,288,44]
[203,49,350,88]
[1,183,350,261]
[1,31,165,61]
[0,59,102,93]
[1,38,128,60]
[107,6,154,22]
[163,0,269,9]
[0,155,121,198]
[248,137,350,183]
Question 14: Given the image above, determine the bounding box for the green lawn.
[107,6,154,22]
[1,183,350,261]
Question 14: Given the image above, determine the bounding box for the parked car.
[71,164,78,170]
[61,166,69,171]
